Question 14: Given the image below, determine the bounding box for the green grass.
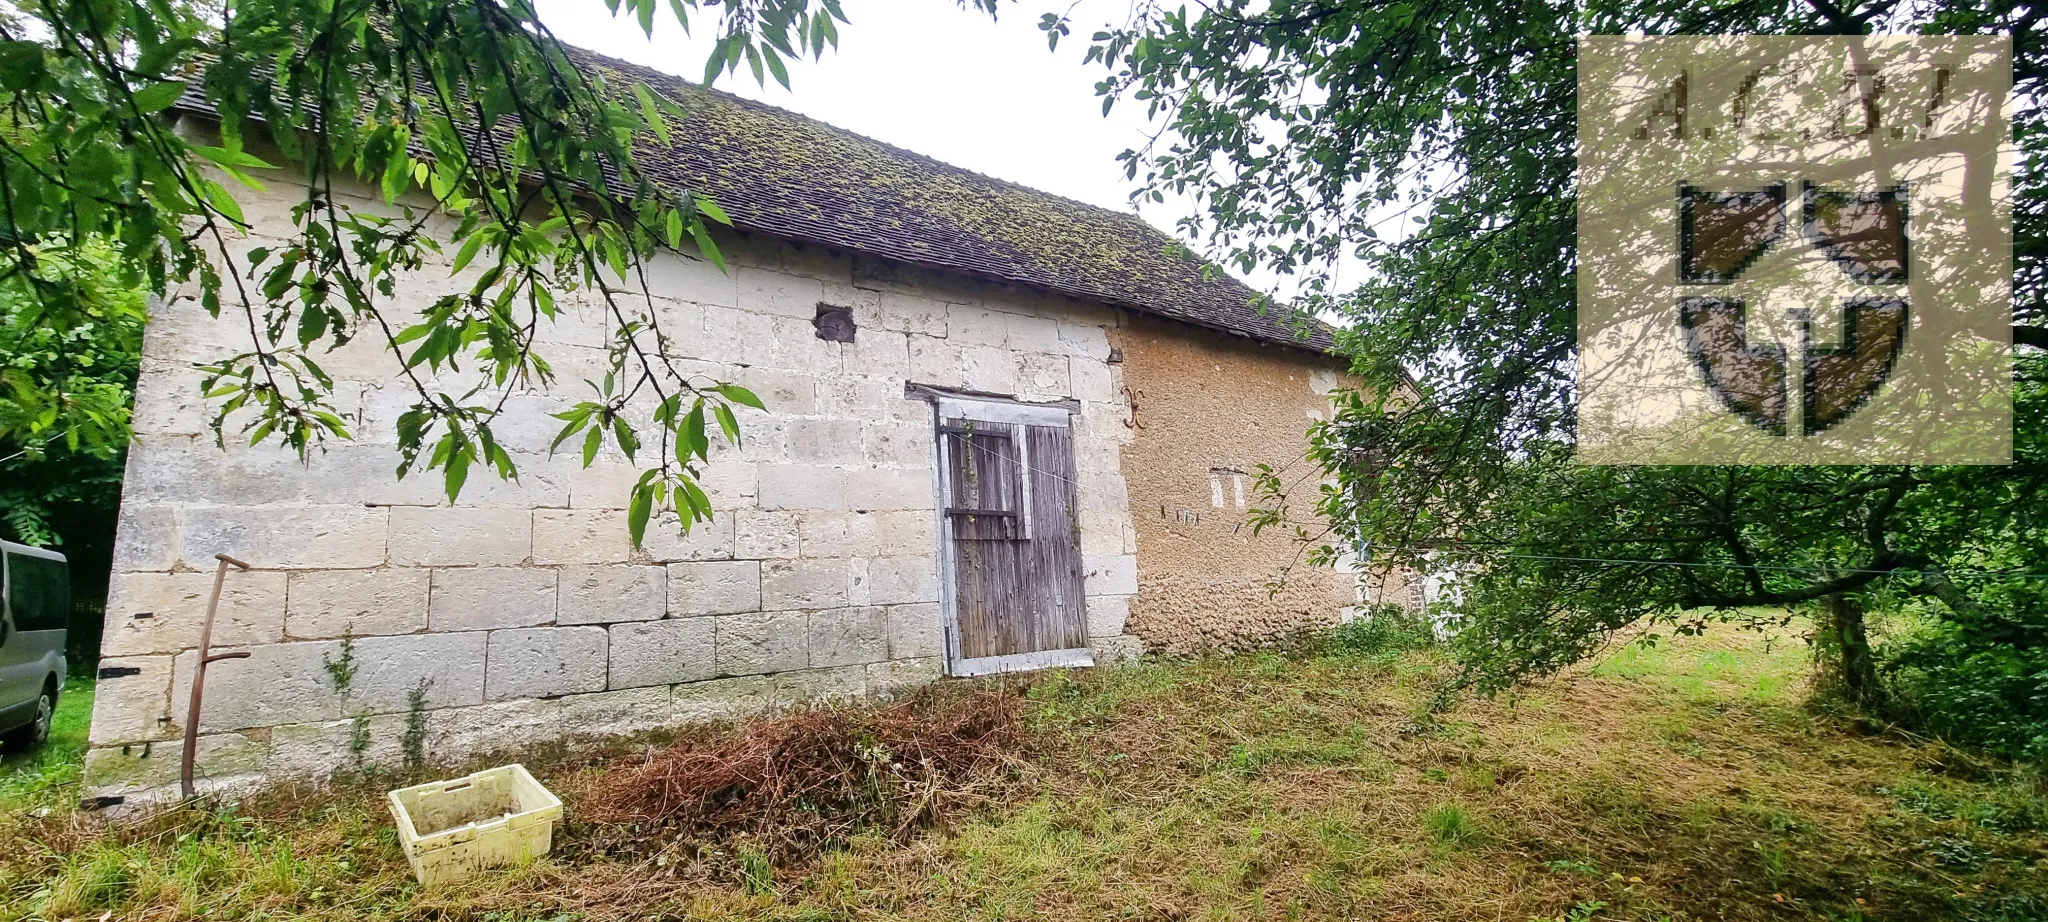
[1589,620,1807,703]
[0,674,93,808]
[5,634,2048,922]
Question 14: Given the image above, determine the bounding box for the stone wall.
[83,172,1145,802]
[1110,314,1403,651]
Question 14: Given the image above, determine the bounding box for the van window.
[5,552,68,633]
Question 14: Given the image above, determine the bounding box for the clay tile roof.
[573,48,1336,354]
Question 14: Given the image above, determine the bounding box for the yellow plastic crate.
[387,764,563,887]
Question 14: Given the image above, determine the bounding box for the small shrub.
[1324,606,1434,659]
[1424,802,1481,846]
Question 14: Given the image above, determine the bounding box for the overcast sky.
[531,0,1275,281]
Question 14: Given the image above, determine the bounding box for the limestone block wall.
[84,174,1142,802]
[1110,314,1405,651]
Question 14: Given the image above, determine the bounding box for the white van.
[0,541,67,752]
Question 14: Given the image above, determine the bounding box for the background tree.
[1061,0,2048,743]
[0,235,144,663]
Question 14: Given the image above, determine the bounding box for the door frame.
[912,385,1094,677]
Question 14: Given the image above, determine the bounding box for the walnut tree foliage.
[0,0,988,547]
[1057,0,2048,699]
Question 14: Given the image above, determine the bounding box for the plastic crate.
[387,764,562,887]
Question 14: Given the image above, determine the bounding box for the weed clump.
[1322,606,1435,659]
[582,685,1023,862]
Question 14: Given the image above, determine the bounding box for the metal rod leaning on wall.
[182,553,252,800]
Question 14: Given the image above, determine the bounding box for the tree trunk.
[1819,592,1885,711]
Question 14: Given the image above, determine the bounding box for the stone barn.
[82,51,1405,802]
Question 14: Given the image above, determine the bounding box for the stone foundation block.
[267,713,408,780]
[761,558,851,611]
[608,619,715,689]
[786,418,867,465]
[428,567,556,631]
[883,602,944,660]
[83,732,267,797]
[759,463,846,511]
[285,568,429,639]
[861,421,932,467]
[558,565,666,625]
[429,698,563,759]
[1085,594,1131,638]
[531,508,632,564]
[485,627,608,701]
[104,569,288,657]
[110,502,179,573]
[733,510,800,559]
[714,610,808,676]
[640,512,736,563]
[169,639,345,731]
[737,266,824,320]
[178,504,388,569]
[87,655,176,745]
[841,467,931,512]
[349,631,488,712]
[556,686,680,738]
[863,556,938,605]
[773,665,868,705]
[672,675,773,723]
[1017,353,1071,398]
[806,607,886,667]
[669,560,761,616]
[1082,554,1140,597]
[867,657,945,700]
[388,507,532,567]
[1089,634,1146,665]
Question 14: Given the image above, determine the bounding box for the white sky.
[532,0,1298,290]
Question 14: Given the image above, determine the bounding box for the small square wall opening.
[814,304,856,342]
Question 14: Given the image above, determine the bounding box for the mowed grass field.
[4,627,2046,921]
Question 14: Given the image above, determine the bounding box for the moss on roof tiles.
[575,49,1333,353]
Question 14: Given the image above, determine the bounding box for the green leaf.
[0,41,46,91]
[444,446,472,503]
[296,306,329,346]
[192,144,277,170]
[195,177,246,226]
[690,222,726,273]
[582,422,604,468]
[682,402,708,459]
[627,483,654,548]
[713,401,741,447]
[713,383,764,410]
[612,415,639,462]
[744,42,765,85]
[634,83,672,144]
[696,196,732,226]
[130,80,187,113]
[451,233,487,274]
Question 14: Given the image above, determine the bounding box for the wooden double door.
[930,394,1092,676]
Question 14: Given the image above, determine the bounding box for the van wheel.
[2,684,54,753]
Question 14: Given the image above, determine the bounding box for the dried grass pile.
[581,684,1025,861]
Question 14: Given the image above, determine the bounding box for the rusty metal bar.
[181,553,251,800]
